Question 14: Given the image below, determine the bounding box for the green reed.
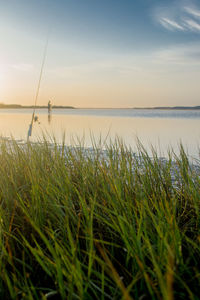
[0,137,199,299]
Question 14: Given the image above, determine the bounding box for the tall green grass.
[0,137,199,299]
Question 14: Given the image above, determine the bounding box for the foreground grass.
[0,138,200,299]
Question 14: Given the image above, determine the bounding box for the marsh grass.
[0,137,199,299]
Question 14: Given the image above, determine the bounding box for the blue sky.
[0,0,200,107]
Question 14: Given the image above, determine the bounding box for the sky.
[0,0,200,108]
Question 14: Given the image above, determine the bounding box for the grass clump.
[0,137,199,299]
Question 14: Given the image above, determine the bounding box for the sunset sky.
[0,0,200,108]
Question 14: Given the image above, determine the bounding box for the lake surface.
[0,108,199,157]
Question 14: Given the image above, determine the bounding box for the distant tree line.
[0,103,75,109]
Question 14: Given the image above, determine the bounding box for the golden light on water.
[0,109,199,157]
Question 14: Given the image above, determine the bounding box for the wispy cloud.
[184,6,200,18]
[155,1,200,32]
[184,19,200,31]
[11,63,34,72]
[154,43,200,65]
[160,17,185,31]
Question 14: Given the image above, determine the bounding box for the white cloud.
[160,17,185,31]
[184,6,200,18]
[184,19,200,31]
[155,1,200,33]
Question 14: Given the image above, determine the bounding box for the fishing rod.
[27,35,49,141]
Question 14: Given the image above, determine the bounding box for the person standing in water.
[48,100,52,114]
[48,100,52,123]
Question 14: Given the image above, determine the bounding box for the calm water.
[0,108,199,157]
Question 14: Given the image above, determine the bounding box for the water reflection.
[48,112,52,124]
[0,109,199,157]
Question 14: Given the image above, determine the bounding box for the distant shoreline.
[133,106,200,110]
[0,104,75,109]
[0,104,200,110]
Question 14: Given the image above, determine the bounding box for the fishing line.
[27,33,50,141]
